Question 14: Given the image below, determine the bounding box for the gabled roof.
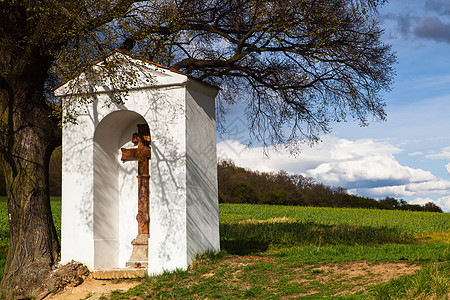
[53,49,218,95]
[113,48,191,77]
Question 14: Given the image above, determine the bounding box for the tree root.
[35,261,90,300]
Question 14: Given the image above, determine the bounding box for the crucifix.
[121,123,151,268]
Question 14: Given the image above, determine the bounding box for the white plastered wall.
[58,53,219,274]
[185,80,220,262]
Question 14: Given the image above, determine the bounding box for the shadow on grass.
[220,221,415,255]
[220,239,269,255]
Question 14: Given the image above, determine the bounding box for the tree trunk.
[0,57,61,299]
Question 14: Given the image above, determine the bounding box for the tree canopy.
[4,0,394,143]
[0,0,395,298]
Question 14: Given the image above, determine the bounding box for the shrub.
[262,190,288,205]
[232,182,259,204]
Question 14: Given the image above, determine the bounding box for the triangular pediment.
[54,50,216,97]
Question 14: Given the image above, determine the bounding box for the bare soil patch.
[223,255,276,265]
[317,261,420,283]
[292,261,421,296]
[44,277,141,300]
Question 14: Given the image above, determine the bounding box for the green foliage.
[423,202,444,213]
[232,182,259,204]
[262,190,288,205]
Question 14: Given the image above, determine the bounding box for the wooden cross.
[121,124,151,177]
[121,123,151,236]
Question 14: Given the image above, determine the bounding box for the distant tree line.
[0,152,443,213]
[218,159,443,213]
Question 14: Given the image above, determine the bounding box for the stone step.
[92,268,148,279]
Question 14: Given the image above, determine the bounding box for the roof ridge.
[53,49,218,92]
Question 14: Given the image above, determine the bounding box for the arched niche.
[93,110,149,269]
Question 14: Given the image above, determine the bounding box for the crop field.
[0,199,449,298]
[220,203,450,234]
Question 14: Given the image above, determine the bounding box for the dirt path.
[44,277,142,300]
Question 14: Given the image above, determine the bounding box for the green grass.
[219,203,450,234]
[373,262,450,299]
[220,220,414,256]
[0,200,449,298]
[116,204,450,299]
[110,251,450,299]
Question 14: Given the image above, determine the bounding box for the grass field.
[0,199,449,298]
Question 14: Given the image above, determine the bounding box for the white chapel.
[54,50,220,276]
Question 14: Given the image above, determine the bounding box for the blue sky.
[216,0,450,212]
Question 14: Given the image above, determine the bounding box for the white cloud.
[410,196,450,212]
[410,197,433,205]
[358,185,416,198]
[446,163,450,175]
[406,179,450,195]
[436,196,450,212]
[426,146,450,159]
[408,151,423,156]
[217,136,450,199]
